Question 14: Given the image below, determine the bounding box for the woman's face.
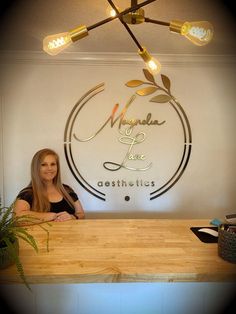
[39,154,58,183]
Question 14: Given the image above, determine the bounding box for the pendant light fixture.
[43,0,214,75]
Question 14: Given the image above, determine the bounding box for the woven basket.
[218,224,236,264]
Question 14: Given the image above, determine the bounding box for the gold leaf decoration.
[161,74,171,91]
[143,69,155,83]
[125,80,144,87]
[136,86,158,96]
[150,94,172,103]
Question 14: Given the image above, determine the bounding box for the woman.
[14,148,85,222]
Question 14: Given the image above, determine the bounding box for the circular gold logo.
[64,70,192,201]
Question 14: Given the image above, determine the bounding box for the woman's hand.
[76,212,85,219]
[74,200,85,219]
[48,212,58,221]
[54,211,75,222]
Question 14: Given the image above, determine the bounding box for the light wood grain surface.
[0,219,236,284]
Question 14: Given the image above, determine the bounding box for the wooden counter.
[0,219,236,284]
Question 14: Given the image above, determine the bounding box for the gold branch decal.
[125,69,173,103]
[136,86,159,96]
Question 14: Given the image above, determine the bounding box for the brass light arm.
[43,0,213,73]
[131,0,138,6]
[88,0,157,31]
[144,17,170,27]
[107,0,143,51]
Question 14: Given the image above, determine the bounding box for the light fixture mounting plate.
[122,8,145,24]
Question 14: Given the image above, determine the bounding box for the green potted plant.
[0,203,50,289]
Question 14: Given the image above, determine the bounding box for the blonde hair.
[29,148,75,212]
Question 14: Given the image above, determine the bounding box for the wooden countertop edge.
[1,272,236,285]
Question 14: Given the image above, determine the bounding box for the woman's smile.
[39,155,58,182]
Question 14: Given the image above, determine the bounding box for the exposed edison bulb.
[170,20,213,46]
[43,32,72,56]
[138,47,161,75]
[182,21,213,46]
[43,25,88,56]
[106,6,120,17]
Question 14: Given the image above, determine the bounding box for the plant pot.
[0,238,19,269]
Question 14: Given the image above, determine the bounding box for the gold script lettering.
[103,128,152,171]
[73,95,165,142]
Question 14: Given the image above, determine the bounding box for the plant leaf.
[4,237,31,290]
[150,94,172,103]
[0,204,51,290]
[0,206,13,230]
[125,80,144,87]
[143,69,155,83]
[13,229,38,252]
[161,74,171,91]
[136,86,158,96]
[38,224,50,252]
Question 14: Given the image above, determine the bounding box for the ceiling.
[0,0,235,55]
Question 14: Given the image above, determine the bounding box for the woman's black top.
[17,184,78,215]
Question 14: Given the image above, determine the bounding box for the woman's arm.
[14,199,57,223]
[53,199,85,222]
[74,199,85,219]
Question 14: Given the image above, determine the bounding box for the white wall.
[0,52,235,218]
